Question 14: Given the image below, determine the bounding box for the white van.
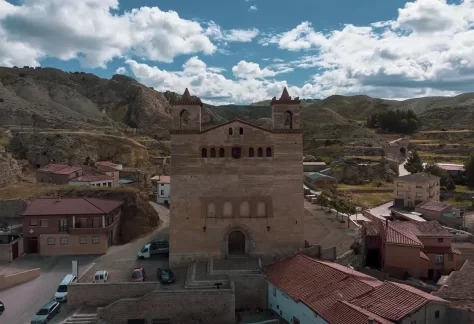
[137,240,169,259]
[54,274,77,302]
[93,270,109,283]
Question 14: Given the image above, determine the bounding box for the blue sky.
[1,0,473,104]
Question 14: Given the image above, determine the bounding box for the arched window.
[207,202,216,218]
[283,111,293,129]
[210,148,216,158]
[232,147,241,159]
[202,148,207,158]
[266,147,272,157]
[240,201,250,217]
[239,127,243,135]
[257,201,266,217]
[257,147,263,157]
[249,147,255,157]
[228,127,233,135]
[223,202,233,217]
[180,110,189,129]
[219,148,225,158]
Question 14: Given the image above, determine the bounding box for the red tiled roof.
[390,221,452,238]
[420,251,430,261]
[303,162,327,166]
[157,176,170,184]
[72,174,113,182]
[434,261,474,308]
[364,221,381,236]
[266,254,382,322]
[97,165,118,173]
[324,301,394,324]
[96,161,119,167]
[416,199,452,212]
[21,198,123,216]
[437,164,465,172]
[351,282,448,321]
[38,164,81,175]
[386,224,423,247]
[423,246,461,255]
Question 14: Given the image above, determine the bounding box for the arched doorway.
[228,231,246,255]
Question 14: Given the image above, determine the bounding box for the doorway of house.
[27,237,39,254]
[228,231,246,255]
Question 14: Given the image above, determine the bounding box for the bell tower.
[271,87,301,130]
[171,88,202,131]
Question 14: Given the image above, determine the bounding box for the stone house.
[363,213,463,282]
[21,197,122,256]
[156,175,170,204]
[267,253,449,324]
[169,88,304,266]
[305,172,337,187]
[36,164,83,184]
[96,164,120,187]
[394,172,441,208]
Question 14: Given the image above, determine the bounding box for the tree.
[424,163,455,189]
[303,155,316,162]
[446,176,456,191]
[316,193,329,210]
[331,199,341,220]
[405,151,423,173]
[465,154,474,185]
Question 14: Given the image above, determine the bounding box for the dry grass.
[419,130,473,134]
[345,155,384,160]
[349,192,394,209]
[338,183,393,191]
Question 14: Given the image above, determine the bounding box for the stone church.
[169,88,304,266]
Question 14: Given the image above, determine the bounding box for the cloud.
[0,0,258,68]
[249,6,258,11]
[260,0,474,98]
[205,21,259,42]
[125,57,319,104]
[115,67,127,75]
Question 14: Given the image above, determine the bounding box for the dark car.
[31,301,60,324]
[157,268,175,284]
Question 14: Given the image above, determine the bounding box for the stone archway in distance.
[228,231,246,255]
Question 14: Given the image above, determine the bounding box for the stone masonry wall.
[67,282,159,307]
[169,120,304,266]
[97,287,235,324]
[230,275,268,310]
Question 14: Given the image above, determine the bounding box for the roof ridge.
[388,224,423,246]
[82,197,106,214]
[200,118,273,134]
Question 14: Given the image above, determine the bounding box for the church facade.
[168,88,305,266]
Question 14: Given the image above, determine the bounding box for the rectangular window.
[370,237,377,243]
[103,183,107,186]
[416,184,423,188]
[435,255,444,264]
[416,193,423,197]
[397,183,403,187]
[448,254,453,261]
[59,219,68,232]
[60,237,68,245]
[108,182,112,187]
[29,219,38,226]
[92,236,100,244]
[40,219,48,227]
[397,191,403,195]
[438,238,443,243]
[272,286,276,297]
[435,310,440,318]
[47,237,55,245]
[161,190,164,195]
[79,237,87,244]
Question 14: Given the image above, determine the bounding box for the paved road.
[399,158,410,176]
[0,202,170,324]
[0,255,96,324]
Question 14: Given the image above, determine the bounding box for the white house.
[69,174,114,188]
[157,176,170,204]
[266,254,449,324]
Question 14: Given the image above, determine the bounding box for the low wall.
[0,268,40,291]
[231,275,267,310]
[68,282,160,307]
[97,286,235,324]
[0,243,12,262]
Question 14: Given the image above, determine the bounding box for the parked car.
[54,274,76,302]
[31,301,60,324]
[93,270,109,283]
[157,268,175,284]
[131,267,146,282]
[137,239,169,259]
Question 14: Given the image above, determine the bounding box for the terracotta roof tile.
[324,301,394,324]
[21,198,123,216]
[72,174,113,182]
[391,221,452,238]
[420,251,430,261]
[437,164,465,172]
[423,246,461,255]
[97,165,118,172]
[303,162,327,166]
[96,161,119,167]
[38,164,82,175]
[386,224,423,247]
[416,199,452,212]
[351,282,448,321]
[157,176,170,184]
[435,261,474,310]
[396,172,440,182]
